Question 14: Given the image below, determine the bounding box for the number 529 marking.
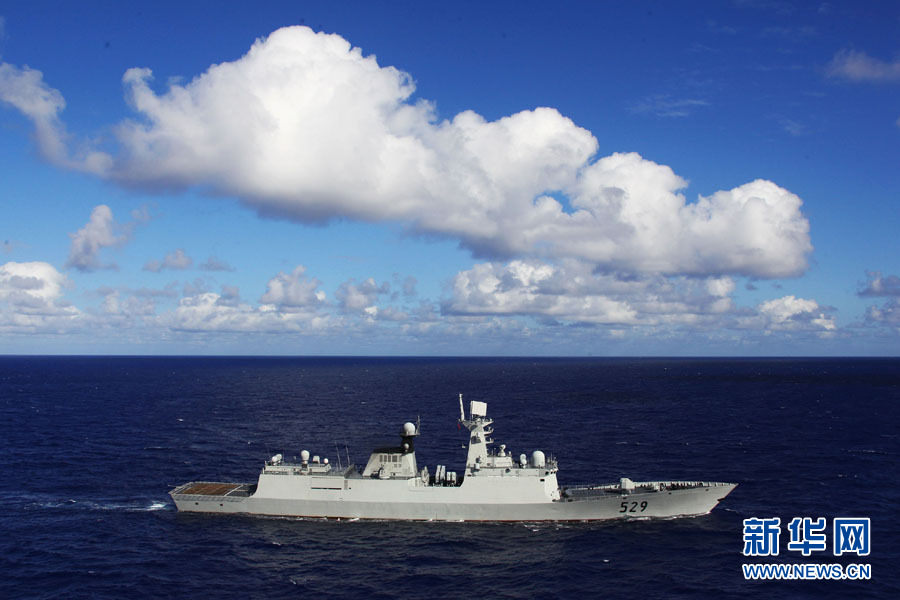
[620,501,648,513]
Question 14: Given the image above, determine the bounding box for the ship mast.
[457,394,493,473]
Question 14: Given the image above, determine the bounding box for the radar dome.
[300,450,310,462]
[531,450,546,468]
[402,422,417,436]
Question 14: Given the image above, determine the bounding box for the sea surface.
[1,356,897,599]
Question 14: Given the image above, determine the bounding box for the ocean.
[1,356,897,599]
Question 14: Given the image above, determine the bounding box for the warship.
[170,396,736,521]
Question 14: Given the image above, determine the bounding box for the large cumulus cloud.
[1,26,812,280]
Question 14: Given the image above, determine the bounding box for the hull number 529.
[620,501,649,513]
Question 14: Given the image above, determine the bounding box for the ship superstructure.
[170,396,736,521]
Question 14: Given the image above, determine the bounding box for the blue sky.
[1,1,898,355]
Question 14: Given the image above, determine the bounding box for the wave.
[23,497,172,512]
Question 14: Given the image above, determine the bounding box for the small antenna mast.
[458,393,465,422]
[334,442,343,470]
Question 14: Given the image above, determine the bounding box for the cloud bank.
[0,256,844,349]
[445,259,835,334]
[1,26,811,281]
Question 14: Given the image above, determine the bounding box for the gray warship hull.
[170,479,737,521]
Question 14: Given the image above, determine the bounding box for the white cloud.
[858,271,900,297]
[0,255,843,348]
[216,284,242,307]
[162,290,333,334]
[0,261,80,332]
[100,289,156,317]
[567,158,810,277]
[444,260,742,326]
[858,272,900,329]
[706,276,735,297]
[155,267,410,334]
[445,259,840,338]
[64,204,148,272]
[143,248,193,272]
[756,295,835,331]
[0,62,67,159]
[65,205,129,271]
[0,62,112,173]
[336,277,390,314]
[259,265,326,310]
[865,299,900,325]
[1,26,812,280]
[446,261,639,325]
[759,295,816,322]
[0,261,67,302]
[827,49,900,83]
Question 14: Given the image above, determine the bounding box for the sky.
[1,0,899,356]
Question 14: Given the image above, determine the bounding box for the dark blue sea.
[1,357,897,599]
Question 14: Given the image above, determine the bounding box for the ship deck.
[561,480,732,501]
[170,481,254,498]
